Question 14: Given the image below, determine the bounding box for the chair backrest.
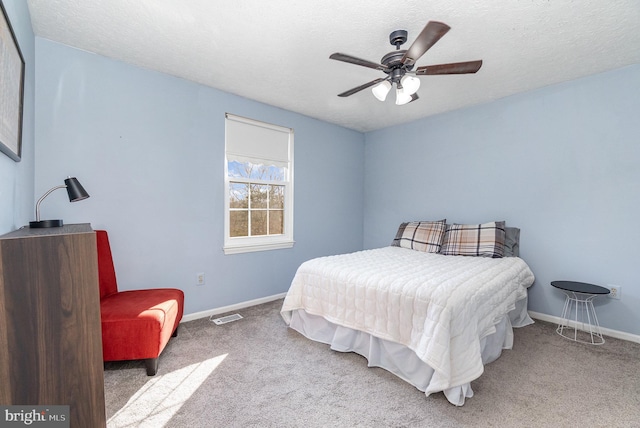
[95,230,119,299]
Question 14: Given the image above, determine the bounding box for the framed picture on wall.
[0,1,25,162]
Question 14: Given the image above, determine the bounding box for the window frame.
[223,114,294,255]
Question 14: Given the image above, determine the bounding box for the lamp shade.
[400,75,420,95]
[372,81,392,101]
[29,177,90,228]
[65,177,90,202]
[395,87,412,105]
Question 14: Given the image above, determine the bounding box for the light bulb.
[395,87,412,105]
[400,75,420,95]
[372,81,392,101]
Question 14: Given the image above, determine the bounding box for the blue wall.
[34,39,365,315]
[9,5,639,336]
[364,65,640,336]
[0,0,34,234]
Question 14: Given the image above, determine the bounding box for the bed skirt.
[287,296,533,406]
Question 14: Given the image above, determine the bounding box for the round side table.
[551,281,610,345]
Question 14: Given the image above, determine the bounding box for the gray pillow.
[504,227,520,257]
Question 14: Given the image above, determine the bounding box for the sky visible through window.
[228,161,284,180]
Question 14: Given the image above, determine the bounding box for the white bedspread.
[281,246,535,396]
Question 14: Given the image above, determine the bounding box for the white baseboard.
[181,292,287,323]
[528,311,640,344]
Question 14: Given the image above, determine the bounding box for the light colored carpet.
[104,299,640,427]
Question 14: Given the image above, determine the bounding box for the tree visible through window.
[228,161,285,237]
[224,114,294,254]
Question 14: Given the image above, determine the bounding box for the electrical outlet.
[196,272,205,286]
[606,284,621,300]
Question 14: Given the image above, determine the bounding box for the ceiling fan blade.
[415,60,483,75]
[401,21,450,67]
[409,93,419,103]
[337,78,387,97]
[330,53,388,71]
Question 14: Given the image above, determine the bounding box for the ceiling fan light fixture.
[371,81,392,101]
[400,75,420,95]
[330,21,482,106]
[395,87,412,105]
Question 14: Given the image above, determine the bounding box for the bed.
[280,220,535,406]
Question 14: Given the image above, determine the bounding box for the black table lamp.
[29,177,90,228]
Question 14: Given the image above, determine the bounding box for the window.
[224,114,294,254]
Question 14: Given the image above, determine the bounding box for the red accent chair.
[96,230,184,375]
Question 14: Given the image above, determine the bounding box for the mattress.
[281,246,535,405]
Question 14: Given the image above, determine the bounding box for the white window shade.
[226,114,291,168]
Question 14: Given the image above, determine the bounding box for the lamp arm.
[34,185,67,222]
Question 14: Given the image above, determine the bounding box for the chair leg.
[145,358,158,376]
[172,326,179,337]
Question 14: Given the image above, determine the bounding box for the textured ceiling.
[26,0,640,132]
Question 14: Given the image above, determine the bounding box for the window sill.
[223,239,295,255]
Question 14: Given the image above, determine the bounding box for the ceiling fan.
[330,21,482,105]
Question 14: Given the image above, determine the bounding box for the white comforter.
[281,246,535,395]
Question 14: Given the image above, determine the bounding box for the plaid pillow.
[399,220,447,253]
[440,221,506,258]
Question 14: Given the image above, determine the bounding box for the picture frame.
[0,1,25,162]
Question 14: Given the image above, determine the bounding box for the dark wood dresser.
[0,224,106,427]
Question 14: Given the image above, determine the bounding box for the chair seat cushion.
[100,288,184,362]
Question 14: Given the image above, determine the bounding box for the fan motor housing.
[381,50,406,68]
